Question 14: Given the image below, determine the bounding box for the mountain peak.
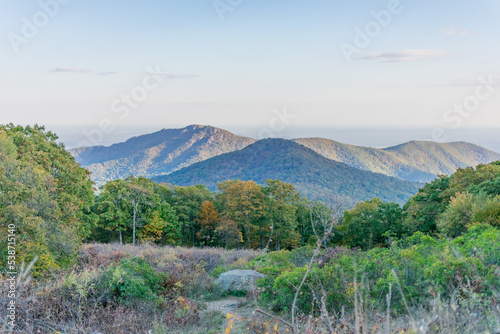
[71,125,256,186]
[185,124,214,130]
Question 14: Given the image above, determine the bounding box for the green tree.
[438,192,476,238]
[170,185,213,246]
[295,198,314,246]
[93,177,181,245]
[263,180,300,250]
[473,194,500,227]
[141,201,180,245]
[120,177,155,245]
[340,198,404,250]
[450,162,500,194]
[403,175,451,234]
[404,162,500,236]
[217,180,265,249]
[438,192,500,238]
[0,125,96,273]
[93,179,130,244]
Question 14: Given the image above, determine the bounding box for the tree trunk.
[246,225,251,250]
[132,200,138,246]
[181,224,185,247]
[192,226,195,246]
[119,230,122,244]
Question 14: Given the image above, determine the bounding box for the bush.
[290,246,315,267]
[438,192,478,237]
[103,257,167,305]
[254,226,500,315]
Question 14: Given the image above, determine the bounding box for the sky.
[0,0,499,148]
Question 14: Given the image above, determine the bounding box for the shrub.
[290,246,315,267]
[255,226,500,315]
[103,257,167,305]
[438,192,479,237]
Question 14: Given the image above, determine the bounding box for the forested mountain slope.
[294,138,500,182]
[153,139,422,206]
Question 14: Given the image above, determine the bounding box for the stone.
[215,270,265,292]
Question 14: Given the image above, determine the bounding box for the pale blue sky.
[0,0,499,146]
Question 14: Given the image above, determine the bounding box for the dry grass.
[80,242,259,273]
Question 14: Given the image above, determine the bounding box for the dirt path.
[206,296,247,314]
[206,297,258,333]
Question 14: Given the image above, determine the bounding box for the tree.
[263,180,300,250]
[141,201,180,244]
[438,192,500,238]
[93,178,181,245]
[473,194,500,227]
[340,198,404,250]
[403,175,451,235]
[93,177,153,245]
[170,185,213,246]
[124,177,155,246]
[404,162,500,236]
[215,216,241,249]
[0,125,96,273]
[295,198,313,246]
[217,180,265,249]
[196,201,220,246]
[93,179,130,244]
[450,162,500,194]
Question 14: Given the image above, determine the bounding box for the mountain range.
[294,138,500,182]
[152,138,421,205]
[71,125,500,185]
[70,124,500,204]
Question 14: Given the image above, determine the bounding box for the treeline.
[1,125,499,274]
[337,160,500,250]
[90,176,333,251]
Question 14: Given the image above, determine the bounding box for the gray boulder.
[215,270,265,292]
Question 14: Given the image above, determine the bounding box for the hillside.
[153,139,422,206]
[70,125,256,186]
[294,138,500,182]
[384,140,500,176]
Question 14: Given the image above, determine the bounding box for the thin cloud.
[50,67,117,75]
[361,49,450,62]
[441,27,475,37]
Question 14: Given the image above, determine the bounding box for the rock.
[215,270,265,292]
